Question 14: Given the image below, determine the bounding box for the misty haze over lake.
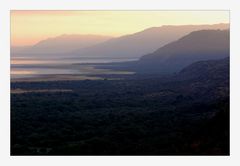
[11,56,137,79]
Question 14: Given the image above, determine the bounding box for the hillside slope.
[11,34,112,58]
[72,24,228,58]
[102,29,229,75]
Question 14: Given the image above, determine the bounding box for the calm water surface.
[11,57,137,79]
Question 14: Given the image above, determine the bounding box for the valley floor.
[11,75,229,155]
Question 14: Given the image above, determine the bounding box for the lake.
[11,57,137,80]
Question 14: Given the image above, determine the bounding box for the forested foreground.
[11,73,229,155]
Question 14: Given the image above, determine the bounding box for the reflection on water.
[11,57,136,80]
[11,57,138,65]
[11,70,36,75]
[11,68,78,79]
[11,59,52,65]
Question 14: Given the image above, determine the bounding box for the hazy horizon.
[11,11,229,46]
[11,23,229,48]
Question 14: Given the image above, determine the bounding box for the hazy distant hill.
[104,29,229,74]
[11,34,112,58]
[72,23,229,58]
[138,30,229,73]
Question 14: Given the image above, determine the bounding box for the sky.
[11,11,229,46]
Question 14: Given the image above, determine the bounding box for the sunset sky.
[11,11,229,46]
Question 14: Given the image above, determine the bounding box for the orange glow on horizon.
[11,11,229,46]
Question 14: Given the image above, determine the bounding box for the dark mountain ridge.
[177,57,229,81]
[138,29,229,73]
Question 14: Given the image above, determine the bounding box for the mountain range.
[11,23,229,59]
[139,29,229,73]
[11,34,112,58]
[102,29,229,75]
[72,23,228,59]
